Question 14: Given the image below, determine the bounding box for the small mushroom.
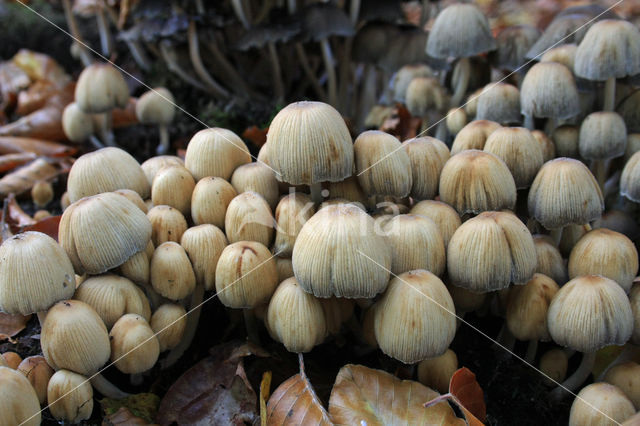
[136,88,176,155]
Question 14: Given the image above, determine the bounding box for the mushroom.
[184,128,252,181]
[552,125,579,158]
[74,63,129,146]
[136,88,176,155]
[450,120,501,154]
[109,314,160,374]
[17,355,54,405]
[292,204,391,298]
[489,25,541,77]
[417,349,458,394]
[374,270,456,364]
[569,383,634,425]
[578,111,627,188]
[476,83,521,125]
[225,192,275,247]
[231,163,280,210]
[272,193,315,258]
[150,242,196,301]
[191,177,238,229]
[151,165,196,216]
[548,276,633,396]
[533,235,568,285]
[426,3,495,106]
[266,277,326,353]
[402,136,450,201]
[621,151,640,203]
[150,304,187,352]
[62,102,103,148]
[574,20,640,111]
[276,257,294,282]
[0,366,41,425]
[147,205,188,245]
[409,200,461,249]
[47,369,94,423]
[603,362,640,410]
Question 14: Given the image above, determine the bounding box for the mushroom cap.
[301,3,355,42]
[575,20,640,81]
[273,193,315,258]
[135,87,175,126]
[391,64,434,103]
[150,304,187,352]
[409,200,461,248]
[0,366,41,426]
[184,128,251,181]
[552,125,579,158]
[528,158,603,229]
[579,112,627,160]
[224,191,274,247]
[447,211,536,292]
[506,273,559,341]
[568,229,638,293]
[569,382,635,426]
[150,242,196,301]
[476,83,521,125]
[540,43,577,71]
[520,62,580,119]
[265,101,354,185]
[603,362,640,410]
[548,275,633,352]
[292,204,391,298]
[426,3,495,59]
[62,102,94,143]
[141,155,184,186]
[151,165,196,216]
[41,300,111,376]
[230,162,279,210]
[266,277,326,353]
[67,147,150,203]
[60,192,152,274]
[47,369,93,423]
[354,130,412,198]
[0,231,75,315]
[403,136,450,201]
[417,349,458,394]
[180,224,227,291]
[75,63,129,113]
[191,177,237,229]
[621,151,640,203]
[109,314,159,374]
[533,235,568,285]
[451,120,501,154]
[404,77,447,116]
[147,205,188,246]
[618,91,640,133]
[374,269,456,364]
[235,22,300,50]
[490,25,541,71]
[439,150,517,215]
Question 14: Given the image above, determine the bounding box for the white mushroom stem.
[99,111,116,146]
[349,0,360,25]
[90,373,130,399]
[356,64,376,131]
[551,351,596,399]
[592,159,607,193]
[159,43,213,94]
[550,227,564,247]
[187,21,230,99]
[95,8,114,57]
[310,183,324,204]
[603,77,616,112]
[161,285,204,369]
[157,124,170,155]
[320,38,338,107]
[287,0,297,14]
[231,0,251,30]
[524,114,535,130]
[267,41,285,102]
[36,311,47,328]
[204,39,254,98]
[525,339,538,363]
[243,308,261,344]
[451,57,470,106]
[62,0,92,66]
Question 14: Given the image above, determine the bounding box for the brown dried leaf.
[0,153,37,173]
[0,136,76,157]
[0,106,67,142]
[16,80,57,116]
[112,97,139,129]
[242,125,268,148]
[0,158,62,197]
[0,312,31,337]
[21,215,62,241]
[157,341,267,426]
[260,371,271,426]
[328,364,465,426]
[449,367,486,423]
[103,407,156,426]
[0,62,31,102]
[6,193,36,230]
[12,49,70,87]
[379,104,422,141]
[267,355,333,425]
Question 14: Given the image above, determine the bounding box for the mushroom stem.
[187,21,230,99]
[355,64,376,131]
[544,117,557,136]
[451,57,470,106]
[603,76,616,112]
[550,227,564,247]
[496,323,515,354]
[310,183,324,204]
[159,42,214,95]
[349,0,360,24]
[231,0,251,30]
[157,124,170,155]
[95,8,114,57]
[524,114,535,130]
[90,373,130,399]
[62,0,92,66]
[99,111,116,146]
[160,285,204,369]
[551,351,596,398]
[36,311,47,328]
[243,308,261,344]
[320,38,338,106]
[88,135,104,149]
[267,41,285,103]
[287,0,297,14]
[124,40,151,71]
[295,43,326,101]
[203,38,254,98]
[525,339,538,363]
[338,38,353,114]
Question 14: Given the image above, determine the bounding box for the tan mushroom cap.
[135,87,175,125]
[548,275,633,353]
[579,112,627,160]
[506,273,559,341]
[75,63,129,113]
[273,193,315,258]
[292,204,391,298]
[520,62,580,119]
[621,151,640,203]
[180,224,228,291]
[109,314,159,374]
[0,231,75,315]
[569,382,635,426]
[47,369,94,423]
[265,101,354,185]
[151,304,187,352]
[0,366,41,426]
[62,102,95,143]
[402,136,450,201]
[476,83,521,125]
[603,362,640,410]
[184,128,251,181]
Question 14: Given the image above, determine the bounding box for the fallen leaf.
[260,371,271,426]
[0,334,17,344]
[157,341,267,426]
[0,312,31,337]
[0,158,62,197]
[379,104,422,141]
[0,62,30,105]
[102,406,156,426]
[0,106,67,142]
[112,97,139,129]
[102,393,160,424]
[267,354,333,425]
[242,125,268,147]
[0,136,76,157]
[6,193,36,231]
[329,364,465,426]
[0,152,37,173]
[424,367,486,426]
[12,49,71,87]
[16,80,57,116]
[21,215,62,241]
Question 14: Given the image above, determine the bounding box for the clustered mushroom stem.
[524,114,535,130]
[124,40,151,71]
[243,308,261,344]
[592,160,607,193]
[349,0,360,25]
[157,125,170,155]
[310,183,323,204]
[95,8,113,57]
[159,43,211,94]
[267,41,285,103]
[551,351,596,399]
[161,285,204,369]
[451,57,470,106]
[90,373,130,399]
[187,21,230,99]
[295,43,326,101]
[231,0,251,30]
[603,77,616,112]
[550,227,564,247]
[320,38,338,107]
[525,339,538,363]
[338,38,353,114]
[100,111,116,146]
[62,0,92,66]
